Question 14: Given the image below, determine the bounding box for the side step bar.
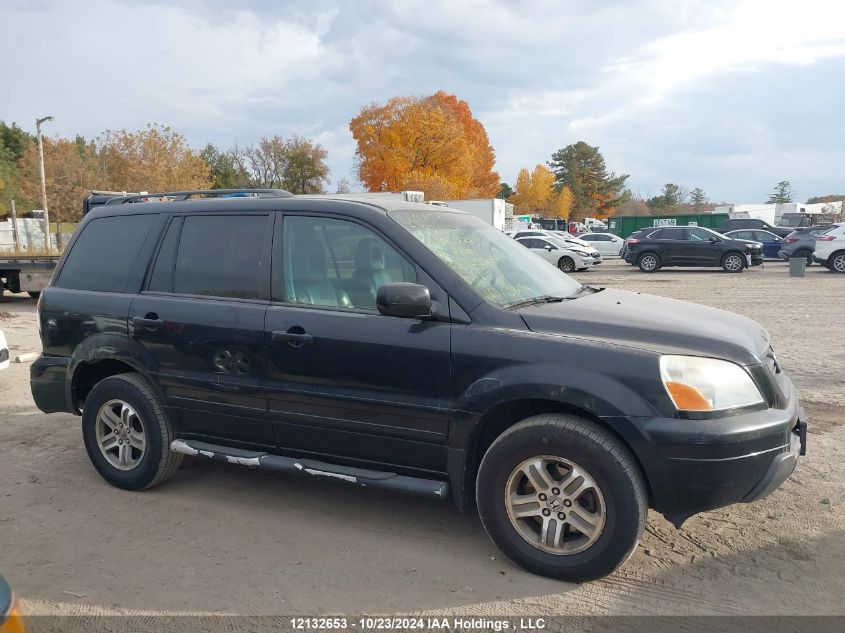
[171,440,449,499]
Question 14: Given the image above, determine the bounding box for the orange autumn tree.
[349,92,499,200]
[509,164,574,219]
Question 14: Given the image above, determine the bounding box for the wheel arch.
[67,333,160,414]
[456,397,654,511]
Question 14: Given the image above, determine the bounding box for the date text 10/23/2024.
[290,617,547,631]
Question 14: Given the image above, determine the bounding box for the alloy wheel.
[95,399,146,470]
[725,254,743,271]
[505,456,606,555]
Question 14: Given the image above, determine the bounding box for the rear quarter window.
[56,214,157,293]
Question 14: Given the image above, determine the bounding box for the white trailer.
[716,204,778,224]
[445,199,512,231]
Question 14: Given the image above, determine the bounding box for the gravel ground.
[0,259,842,620]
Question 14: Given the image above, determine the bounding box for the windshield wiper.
[505,295,566,310]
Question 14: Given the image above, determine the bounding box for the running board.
[171,440,449,499]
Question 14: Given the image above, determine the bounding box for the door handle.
[133,314,164,329]
[272,329,313,346]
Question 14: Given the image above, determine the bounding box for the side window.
[56,214,156,293]
[659,228,687,240]
[172,214,268,300]
[283,216,415,310]
[593,234,611,241]
[148,217,182,292]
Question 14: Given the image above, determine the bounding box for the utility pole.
[36,115,54,252]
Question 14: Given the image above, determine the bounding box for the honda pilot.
[31,190,806,582]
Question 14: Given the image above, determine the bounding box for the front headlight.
[659,355,764,412]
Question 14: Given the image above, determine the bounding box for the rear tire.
[721,252,745,273]
[830,251,845,273]
[637,253,660,272]
[476,414,647,582]
[558,257,575,272]
[27,291,41,299]
[82,373,182,490]
[794,250,813,266]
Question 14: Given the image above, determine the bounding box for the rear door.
[651,227,688,264]
[129,212,273,445]
[264,213,452,472]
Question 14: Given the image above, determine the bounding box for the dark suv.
[31,190,806,582]
[625,226,763,272]
[719,218,792,238]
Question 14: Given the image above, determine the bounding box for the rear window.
[172,214,268,299]
[56,214,156,293]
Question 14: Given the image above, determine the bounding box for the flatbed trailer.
[0,255,60,298]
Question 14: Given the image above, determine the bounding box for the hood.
[519,288,769,365]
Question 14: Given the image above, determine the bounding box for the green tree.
[235,135,329,194]
[548,141,629,220]
[690,187,707,210]
[646,183,684,210]
[0,121,35,212]
[767,180,794,203]
[201,144,243,189]
[498,182,513,200]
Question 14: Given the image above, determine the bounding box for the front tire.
[476,414,647,582]
[558,257,575,272]
[721,252,745,273]
[82,373,182,490]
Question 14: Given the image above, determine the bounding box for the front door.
[129,213,273,445]
[265,213,452,472]
[684,227,721,265]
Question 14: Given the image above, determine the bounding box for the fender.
[66,332,161,413]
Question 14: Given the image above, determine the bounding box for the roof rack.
[102,188,294,205]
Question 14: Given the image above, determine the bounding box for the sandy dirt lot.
[0,260,842,619]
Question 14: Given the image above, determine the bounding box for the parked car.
[0,574,27,633]
[719,218,792,238]
[619,230,645,261]
[516,235,601,271]
[0,330,8,371]
[577,233,624,257]
[778,226,833,265]
[546,231,593,249]
[812,223,845,272]
[624,226,763,272]
[31,189,806,582]
[723,229,783,259]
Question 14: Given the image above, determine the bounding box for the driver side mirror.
[377,283,432,319]
[708,237,718,243]
[545,244,553,251]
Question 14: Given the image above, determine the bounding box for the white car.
[511,229,593,249]
[577,232,625,256]
[0,329,8,370]
[515,235,602,272]
[813,223,845,272]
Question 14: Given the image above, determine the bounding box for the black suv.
[31,190,806,582]
[719,218,792,238]
[625,225,763,272]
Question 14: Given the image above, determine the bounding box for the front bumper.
[619,376,805,527]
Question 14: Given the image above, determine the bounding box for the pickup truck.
[0,254,58,298]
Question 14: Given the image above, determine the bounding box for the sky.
[2,0,844,203]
